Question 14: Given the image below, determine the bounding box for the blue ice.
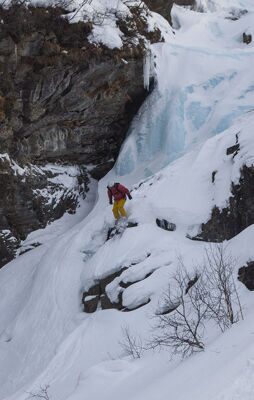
[116,88,187,176]
[214,106,253,134]
[186,102,211,130]
[202,76,225,90]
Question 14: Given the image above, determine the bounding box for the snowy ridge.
[1,1,254,400]
[2,0,173,50]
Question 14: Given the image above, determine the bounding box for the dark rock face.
[82,251,153,313]
[243,32,252,45]
[226,144,240,156]
[0,4,161,267]
[0,230,19,268]
[83,295,100,313]
[0,5,156,179]
[82,268,127,312]
[185,275,199,294]
[238,262,254,291]
[196,165,254,242]
[144,0,195,23]
[0,157,89,239]
[0,155,89,267]
[156,218,176,232]
[107,221,138,240]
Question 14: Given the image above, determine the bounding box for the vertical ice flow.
[116,39,254,177]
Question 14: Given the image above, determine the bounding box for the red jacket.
[108,183,131,202]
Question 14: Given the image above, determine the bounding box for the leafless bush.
[149,265,206,358]
[119,325,145,359]
[26,385,50,400]
[149,245,243,359]
[200,243,243,332]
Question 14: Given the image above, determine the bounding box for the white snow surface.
[1,1,254,400]
[2,0,172,50]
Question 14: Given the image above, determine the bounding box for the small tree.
[119,325,145,359]
[148,245,243,359]
[149,266,207,358]
[201,243,243,332]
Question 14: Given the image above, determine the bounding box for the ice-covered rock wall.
[116,4,254,178]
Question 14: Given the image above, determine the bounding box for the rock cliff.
[196,165,254,242]
[144,0,195,22]
[0,1,164,267]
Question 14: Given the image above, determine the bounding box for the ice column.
[143,49,152,91]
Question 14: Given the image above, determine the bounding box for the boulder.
[156,218,176,232]
[238,262,254,291]
[82,263,154,313]
[83,295,100,313]
[107,222,138,240]
[82,267,127,312]
[243,32,252,45]
[226,144,240,156]
[144,0,195,23]
[101,293,122,310]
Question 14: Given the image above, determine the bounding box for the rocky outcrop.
[0,154,89,267]
[107,221,138,240]
[82,249,153,313]
[156,218,176,232]
[0,5,152,179]
[144,0,195,23]
[226,144,240,156]
[82,268,127,313]
[238,262,254,291]
[0,3,162,267]
[243,32,252,45]
[196,165,254,242]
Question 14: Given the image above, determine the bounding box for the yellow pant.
[112,199,127,220]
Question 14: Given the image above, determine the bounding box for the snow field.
[1,1,254,400]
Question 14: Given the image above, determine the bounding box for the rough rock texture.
[0,154,89,268]
[107,221,138,240]
[238,261,254,291]
[82,247,152,313]
[0,230,19,268]
[243,32,252,45]
[0,4,159,178]
[144,0,195,23]
[0,3,162,267]
[82,268,127,313]
[196,165,254,242]
[156,218,176,232]
[226,144,240,156]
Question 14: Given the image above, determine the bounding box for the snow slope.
[1,1,254,400]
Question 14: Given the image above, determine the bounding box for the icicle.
[143,49,152,91]
[14,44,18,67]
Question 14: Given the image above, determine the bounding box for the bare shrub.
[149,245,243,359]
[26,385,50,400]
[201,243,243,332]
[149,265,207,358]
[119,325,145,359]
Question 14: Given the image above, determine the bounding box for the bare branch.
[149,265,206,358]
[119,325,145,359]
[26,385,50,400]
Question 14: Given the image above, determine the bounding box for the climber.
[107,181,132,222]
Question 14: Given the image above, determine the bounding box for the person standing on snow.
[107,182,132,222]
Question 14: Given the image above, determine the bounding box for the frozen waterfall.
[116,5,254,178]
